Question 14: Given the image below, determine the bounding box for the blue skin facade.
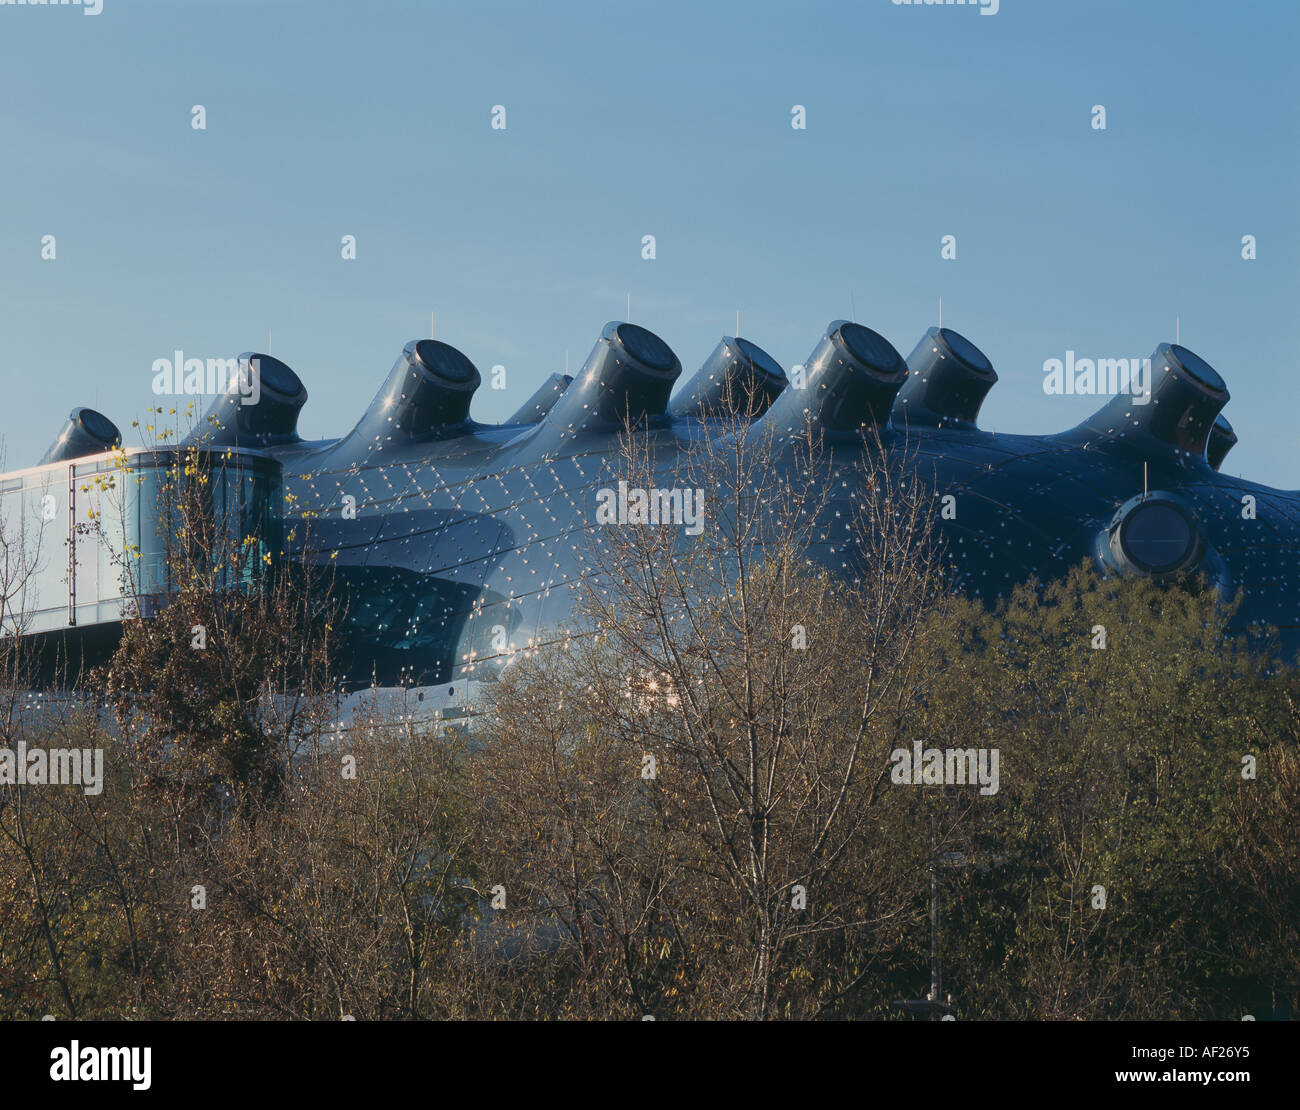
[5,319,1298,707]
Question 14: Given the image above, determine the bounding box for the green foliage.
[911,566,1299,1019]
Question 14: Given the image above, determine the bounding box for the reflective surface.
[5,320,1300,693]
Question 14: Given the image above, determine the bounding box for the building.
[3,319,1296,707]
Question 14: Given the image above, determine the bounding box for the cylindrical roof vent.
[669,336,787,419]
[894,327,997,430]
[39,407,122,465]
[541,322,681,438]
[351,339,481,446]
[1078,343,1229,457]
[506,373,573,425]
[1206,413,1238,471]
[190,352,307,448]
[760,320,908,439]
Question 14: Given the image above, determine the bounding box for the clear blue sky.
[1,0,1296,487]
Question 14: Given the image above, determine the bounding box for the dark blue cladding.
[7,318,1299,689]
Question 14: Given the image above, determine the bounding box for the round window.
[735,337,784,381]
[78,407,119,443]
[615,324,676,373]
[937,327,994,376]
[414,340,477,384]
[251,354,300,396]
[838,323,900,374]
[1118,500,1197,574]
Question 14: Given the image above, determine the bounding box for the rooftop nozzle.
[540,322,681,439]
[1206,413,1237,471]
[894,327,997,430]
[189,352,307,448]
[1077,343,1229,458]
[670,336,787,419]
[39,407,122,465]
[759,320,908,440]
[506,373,573,425]
[351,339,481,446]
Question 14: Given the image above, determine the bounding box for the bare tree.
[470,417,951,1018]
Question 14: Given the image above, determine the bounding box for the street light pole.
[894,817,954,1020]
[930,832,941,1013]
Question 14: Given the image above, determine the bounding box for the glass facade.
[0,448,280,637]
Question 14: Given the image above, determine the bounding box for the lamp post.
[893,823,960,1020]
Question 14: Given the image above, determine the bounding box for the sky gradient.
[1,0,1296,486]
